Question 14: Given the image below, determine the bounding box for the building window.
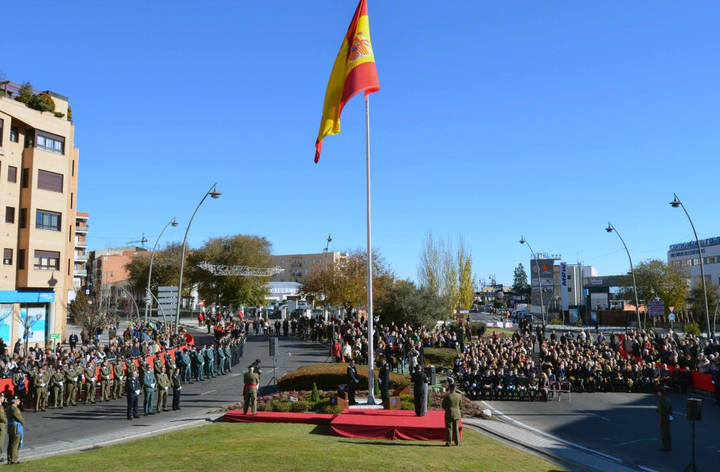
[34,250,60,270]
[36,210,61,231]
[21,168,29,188]
[7,166,17,183]
[35,131,64,154]
[19,208,26,228]
[5,207,14,224]
[71,192,74,209]
[72,160,75,176]
[10,127,18,143]
[37,169,63,193]
[18,249,25,270]
[3,249,12,265]
[0,118,3,147]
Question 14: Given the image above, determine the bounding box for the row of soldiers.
[10,338,244,411]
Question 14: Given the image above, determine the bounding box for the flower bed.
[277,363,410,391]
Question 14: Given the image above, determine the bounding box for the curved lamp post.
[605,222,642,329]
[175,183,221,334]
[145,217,178,322]
[520,236,545,325]
[669,193,712,339]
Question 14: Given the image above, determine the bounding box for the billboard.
[560,262,569,310]
[15,306,46,344]
[0,304,11,343]
[530,259,555,314]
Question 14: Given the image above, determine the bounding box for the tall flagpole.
[365,94,377,404]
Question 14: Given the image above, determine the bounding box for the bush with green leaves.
[684,322,701,336]
[550,317,563,325]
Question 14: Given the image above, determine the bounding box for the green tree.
[125,242,184,299]
[376,280,446,326]
[457,238,475,312]
[625,259,688,311]
[512,263,530,299]
[687,283,719,328]
[187,234,273,307]
[303,249,394,316]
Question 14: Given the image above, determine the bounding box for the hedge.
[423,348,458,369]
[278,363,410,391]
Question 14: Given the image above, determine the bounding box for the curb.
[19,413,224,463]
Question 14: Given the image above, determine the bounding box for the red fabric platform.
[330,409,460,442]
[223,410,334,425]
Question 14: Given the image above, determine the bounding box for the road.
[19,329,327,459]
[484,392,720,472]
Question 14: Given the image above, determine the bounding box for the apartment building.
[0,81,78,345]
[74,211,89,292]
[87,246,148,296]
[270,251,348,284]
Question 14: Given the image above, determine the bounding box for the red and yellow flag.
[314,0,380,163]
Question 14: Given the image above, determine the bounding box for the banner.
[560,262,569,311]
[15,306,46,344]
[0,304,11,342]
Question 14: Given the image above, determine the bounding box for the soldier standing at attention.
[126,370,141,420]
[50,366,64,409]
[100,360,112,402]
[34,366,48,412]
[112,358,125,400]
[0,393,6,462]
[657,387,673,452]
[217,344,226,375]
[7,396,24,465]
[442,378,462,446]
[84,361,97,405]
[64,362,78,406]
[243,365,260,415]
[156,367,170,413]
[142,364,157,416]
[171,367,182,410]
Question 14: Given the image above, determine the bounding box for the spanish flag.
[314,0,380,163]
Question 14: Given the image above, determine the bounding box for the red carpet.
[330,409,459,441]
[223,410,334,425]
[223,408,460,442]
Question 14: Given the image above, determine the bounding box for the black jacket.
[126,376,140,397]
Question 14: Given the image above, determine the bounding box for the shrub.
[575,317,584,327]
[321,404,344,414]
[261,400,273,412]
[28,92,55,113]
[67,105,73,121]
[423,348,457,369]
[16,82,33,104]
[271,400,292,412]
[684,322,701,336]
[291,401,309,413]
[311,382,320,403]
[278,363,410,391]
[53,111,64,118]
[550,317,563,325]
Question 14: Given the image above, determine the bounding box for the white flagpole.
[365,94,377,405]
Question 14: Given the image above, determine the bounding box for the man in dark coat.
[126,370,141,420]
[346,359,360,405]
[411,365,428,416]
[172,367,182,410]
[378,358,391,406]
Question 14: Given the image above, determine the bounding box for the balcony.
[75,224,88,233]
[75,253,87,262]
[75,239,87,248]
[74,268,87,277]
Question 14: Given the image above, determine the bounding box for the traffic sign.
[158,286,179,292]
[50,333,61,340]
[648,300,665,316]
[668,313,676,322]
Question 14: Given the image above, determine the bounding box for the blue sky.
[3,1,719,285]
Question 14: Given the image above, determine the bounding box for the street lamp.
[175,183,221,334]
[605,222,642,330]
[519,236,545,325]
[669,193,712,339]
[145,217,178,322]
